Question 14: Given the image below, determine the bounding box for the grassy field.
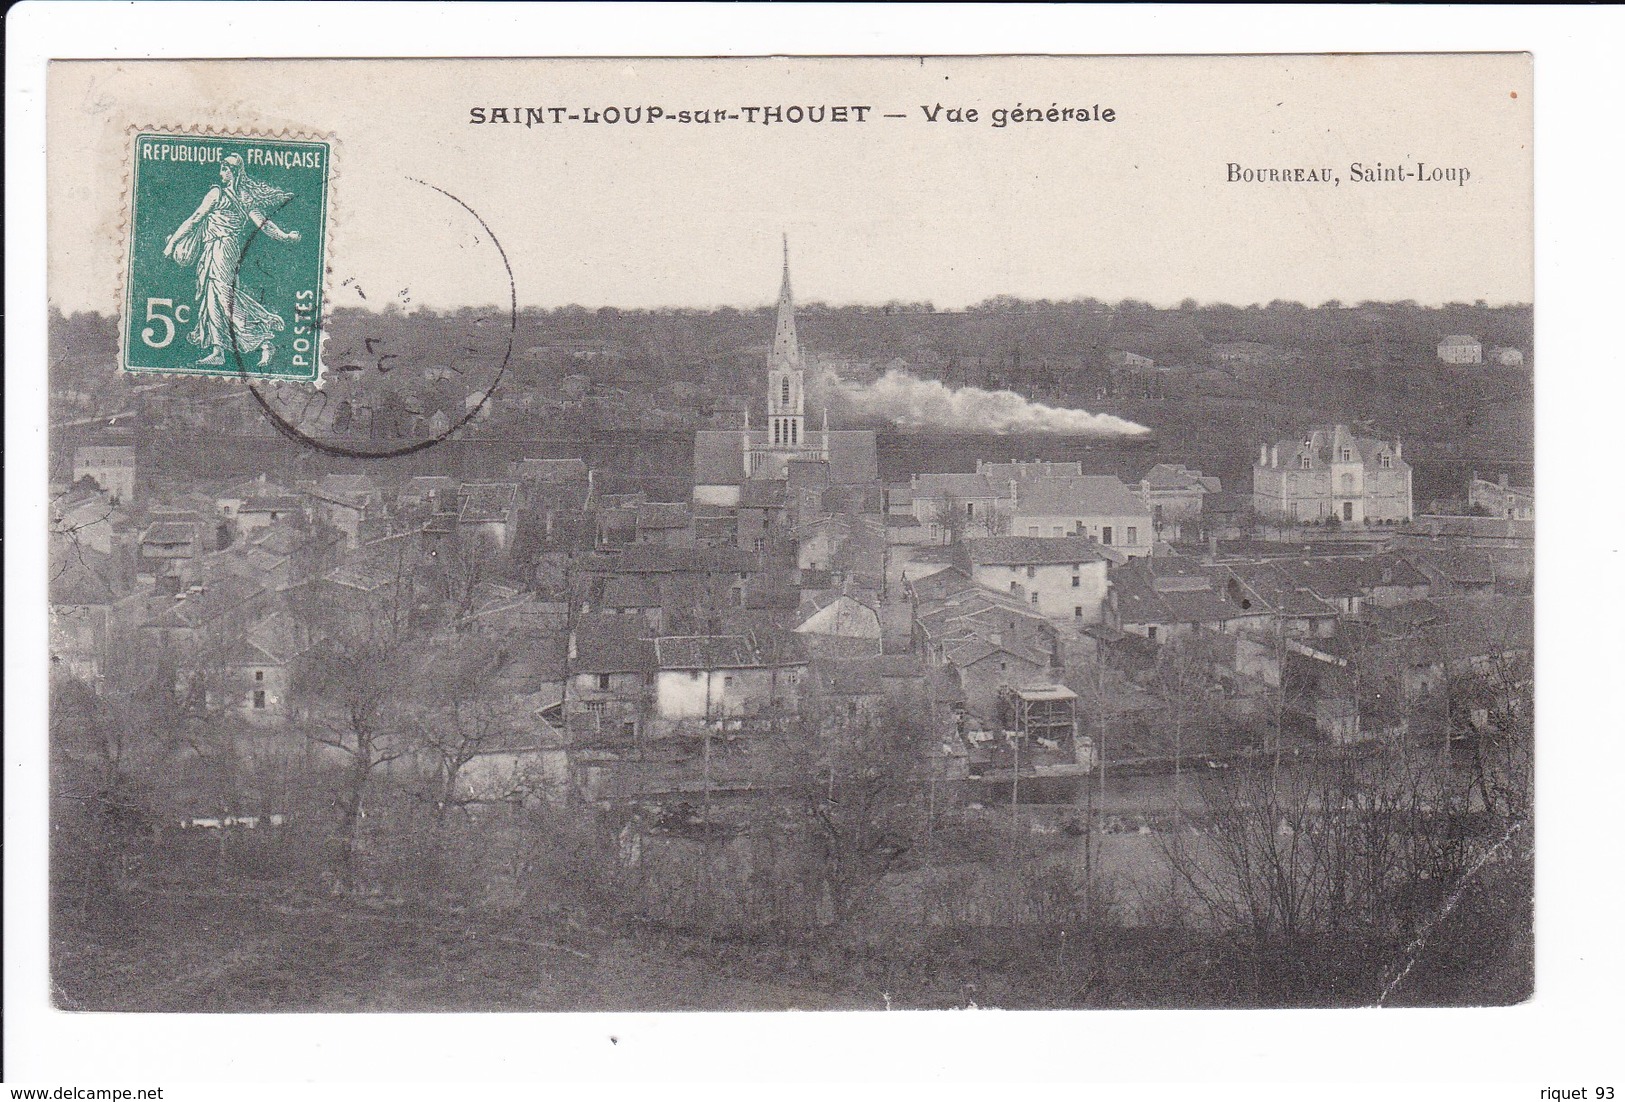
[52,885,873,1013]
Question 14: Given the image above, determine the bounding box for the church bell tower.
[766,234,805,449]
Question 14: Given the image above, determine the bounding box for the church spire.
[772,233,798,364]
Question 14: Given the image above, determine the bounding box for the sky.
[49,54,1532,314]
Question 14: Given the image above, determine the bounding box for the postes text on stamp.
[122,131,329,381]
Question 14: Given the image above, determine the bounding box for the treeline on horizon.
[51,297,1533,382]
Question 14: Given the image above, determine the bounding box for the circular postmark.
[229,176,515,459]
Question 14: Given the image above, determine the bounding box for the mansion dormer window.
[1300,455,1312,470]
[1380,453,1392,468]
[1340,447,1352,462]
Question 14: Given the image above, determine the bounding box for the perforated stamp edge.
[116,123,340,386]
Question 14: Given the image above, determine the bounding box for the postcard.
[43,52,1532,1019]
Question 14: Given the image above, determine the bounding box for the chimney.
[1499,473,1509,489]
[1206,536,1219,563]
[1009,479,1019,507]
[1259,444,1268,467]
[1270,445,1279,468]
[1394,439,1402,459]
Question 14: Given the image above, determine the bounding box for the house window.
[1127,526,1138,546]
[1343,501,1354,521]
[1380,453,1392,469]
[254,670,264,682]
[597,673,611,691]
[584,701,605,716]
[1030,592,1040,605]
[1071,575,1081,588]
[966,502,975,519]
[1301,455,1312,470]
[1010,581,1020,594]
[1341,473,1355,493]
[252,690,266,709]
[1340,447,1352,462]
[623,721,637,741]
[724,675,735,689]
[1074,606,1084,619]
[999,661,1008,673]
[1026,566,1036,579]
[1147,626,1158,642]
[753,537,766,552]
[1102,526,1113,545]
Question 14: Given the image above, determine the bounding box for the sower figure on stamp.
[163,153,302,367]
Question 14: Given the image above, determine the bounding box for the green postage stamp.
[121,131,330,381]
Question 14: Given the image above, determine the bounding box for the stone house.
[953,536,1113,625]
[1252,424,1414,524]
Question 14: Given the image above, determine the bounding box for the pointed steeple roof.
[773,233,799,364]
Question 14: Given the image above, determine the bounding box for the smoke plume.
[819,366,1150,436]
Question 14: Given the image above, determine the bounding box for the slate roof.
[1217,562,1340,619]
[1140,464,1222,494]
[251,526,304,557]
[911,471,1001,500]
[600,574,662,609]
[241,495,305,515]
[654,634,760,671]
[315,473,381,503]
[636,502,693,530]
[570,615,656,674]
[1014,475,1150,518]
[242,612,312,666]
[142,523,199,549]
[978,460,1083,481]
[960,536,1112,567]
[458,482,519,524]
[511,458,588,483]
[583,545,767,575]
[1403,546,1496,586]
[738,481,788,509]
[1264,425,1410,474]
[50,551,120,605]
[1111,560,1248,628]
[399,476,458,503]
[161,575,267,628]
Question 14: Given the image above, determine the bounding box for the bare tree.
[407,638,538,827]
[932,493,970,546]
[756,691,938,926]
[291,622,418,891]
